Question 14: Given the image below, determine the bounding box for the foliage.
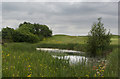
[18,22,52,37]
[2,27,15,42]
[33,23,52,37]
[2,22,52,43]
[87,18,112,57]
[12,30,39,43]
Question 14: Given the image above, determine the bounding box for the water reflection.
[52,55,88,64]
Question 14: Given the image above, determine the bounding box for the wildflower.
[27,74,31,77]
[94,74,96,77]
[14,56,15,59]
[102,70,104,72]
[85,75,89,77]
[6,67,8,70]
[12,74,15,77]
[28,65,31,67]
[6,54,10,56]
[17,74,19,77]
[93,66,96,70]
[40,64,42,67]
[13,66,15,69]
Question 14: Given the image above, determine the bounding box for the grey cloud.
[2,2,118,35]
[2,0,119,2]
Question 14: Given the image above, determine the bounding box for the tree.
[2,22,52,43]
[12,30,39,43]
[33,24,52,37]
[87,18,111,57]
[18,22,52,39]
[2,27,15,42]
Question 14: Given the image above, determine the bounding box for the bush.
[87,18,111,57]
[2,27,15,42]
[13,31,39,43]
[26,33,39,43]
[2,22,53,43]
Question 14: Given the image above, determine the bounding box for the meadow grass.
[2,43,94,77]
[38,35,118,45]
[104,48,119,77]
[2,35,119,77]
[39,35,88,44]
[35,35,118,53]
[0,44,2,78]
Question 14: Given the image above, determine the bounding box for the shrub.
[2,27,15,42]
[87,18,111,57]
[13,31,39,43]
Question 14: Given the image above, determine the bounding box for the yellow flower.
[94,74,96,77]
[102,70,104,72]
[27,74,31,77]
[6,67,8,70]
[13,66,15,69]
[28,65,31,67]
[6,54,10,56]
[12,74,15,77]
[14,56,15,59]
[85,75,89,77]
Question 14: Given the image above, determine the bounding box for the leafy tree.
[18,22,52,38]
[33,24,52,37]
[2,27,15,42]
[87,18,111,57]
[12,30,39,43]
[2,22,52,43]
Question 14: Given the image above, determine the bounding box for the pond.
[36,48,84,54]
[36,48,106,65]
[52,55,88,65]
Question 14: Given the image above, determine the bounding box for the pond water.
[36,48,105,65]
[36,48,84,54]
[52,55,88,64]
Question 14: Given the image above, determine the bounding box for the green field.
[2,35,119,77]
[39,35,88,44]
[38,35,118,45]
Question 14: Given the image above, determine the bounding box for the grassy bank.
[2,43,94,77]
[39,35,88,44]
[104,48,119,77]
[2,35,119,77]
[35,35,118,53]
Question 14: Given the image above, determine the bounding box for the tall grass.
[2,35,119,77]
[2,43,94,77]
[104,48,118,77]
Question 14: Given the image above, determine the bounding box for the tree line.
[2,22,52,43]
[1,18,112,57]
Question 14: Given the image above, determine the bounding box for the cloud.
[2,0,119,2]
[2,2,118,35]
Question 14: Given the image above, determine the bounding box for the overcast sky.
[1,2,118,36]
